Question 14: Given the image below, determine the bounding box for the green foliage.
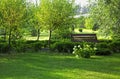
[79,28,83,32]
[51,40,74,53]
[95,42,112,55]
[98,39,112,43]
[109,40,120,53]
[0,43,10,53]
[95,48,112,56]
[14,41,43,52]
[39,0,76,47]
[85,17,94,29]
[52,28,72,39]
[0,40,44,53]
[32,42,42,51]
[75,16,85,29]
[73,42,96,58]
[89,0,120,39]
[0,0,27,45]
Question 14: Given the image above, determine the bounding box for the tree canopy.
[89,0,120,39]
[0,0,26,46]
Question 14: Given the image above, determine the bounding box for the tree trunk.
[8,28,12,50]
[72,25,75,33]
[37,29,40,41]
[48,30,52,48]
[3,28,7,41]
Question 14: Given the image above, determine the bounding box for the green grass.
[0,52,119,79]
[24,28,109,40]
[74,28,111,40]
[25,32,49,41]
[74,28,98,34]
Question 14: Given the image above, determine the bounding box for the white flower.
[72,51,75,54]
[78,45,81,48]
[76,55,79,58]
[86,45,89,47]
[94,47,97,50]
[74,46,77,48]
[73,47,76,50]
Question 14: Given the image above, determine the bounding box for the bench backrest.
[71,34,98,42]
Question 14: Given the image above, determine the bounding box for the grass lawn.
[0,52,120,79]
[24,28,109,41]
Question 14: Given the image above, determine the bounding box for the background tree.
[25,4,42,40]
[85,17,99,31]
[40,0,76,47]
[89,0,120,39]
[0,0,26,47]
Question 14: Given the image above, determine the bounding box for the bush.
[0,43,10,53]
[12,41,32,52]
[95,48,111,55]
[51,41,74,53]
[41,40,48,48]
[98,39,112,43]
[0,40,44,53]
[73,42,96,58]
[25,40,38,44]
[96,42,109,48]
[11,40,43,52]
[109,40,120,53]
[52,29,71,40]
[95,42,112,55]
[79,28,83,32]
[32,42,42,51]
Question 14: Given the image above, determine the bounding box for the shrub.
[41,40,49,48]
[12,40,37,52]
[79,28,83,32]
[0,40,43,53]
[51,41,74,53]
[95,42,112,55]
[32,42,42,51]
[25,40,38,44]
[73,42,96,58]
[98,39,112,43]
[13,43,31,52]
[109,40,120,53]
[95,48,111,55]
[0,43,10,53]
[96,42,109,48]
[52,29,71,39]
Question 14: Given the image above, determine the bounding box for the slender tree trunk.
[72,25,75,33]
[37,29,40,41]
[48,30,52,48]
[8,27,12,50]
[3,28,7,41]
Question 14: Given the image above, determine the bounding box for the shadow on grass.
[0,53,120,79]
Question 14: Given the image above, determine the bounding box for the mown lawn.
[0,52,120,79]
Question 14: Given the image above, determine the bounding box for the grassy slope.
[0,52,120,79]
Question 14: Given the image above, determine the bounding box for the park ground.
[0,52,120,79]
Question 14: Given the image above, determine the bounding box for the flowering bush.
[72,42,96,58]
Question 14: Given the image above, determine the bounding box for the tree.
[27,0,43,41]
[85,17,99,31]
[40,0,76,47]
[89,0,120,39]
[0,0,26,47]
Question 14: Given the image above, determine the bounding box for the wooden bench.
[71,34,98,42]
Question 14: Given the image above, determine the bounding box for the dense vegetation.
[88,0,120,39]
[0,0,120,78]
[0,0,120,55]
[0,0,76,48]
